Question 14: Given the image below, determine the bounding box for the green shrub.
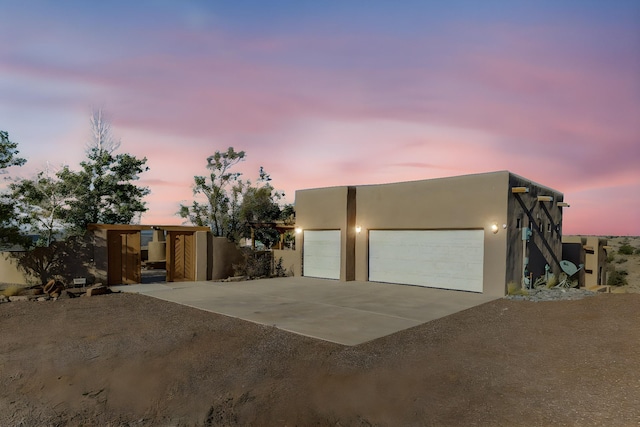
[606,253,615,263]
[607,269,628,287]
[615,257,628,264]
[618,244,635,255]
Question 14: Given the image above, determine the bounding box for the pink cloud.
[2,13,638,235]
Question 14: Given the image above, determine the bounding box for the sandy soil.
[607,236,640,293]
[1,289,639,426]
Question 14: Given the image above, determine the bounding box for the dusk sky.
[1,1,639,235]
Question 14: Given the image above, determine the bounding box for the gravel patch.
[505,287,597,302]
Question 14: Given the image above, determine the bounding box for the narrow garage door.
[303,230,341,280]
[369,230,484,292]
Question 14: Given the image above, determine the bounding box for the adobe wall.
[211,236,244,280]
[272,249,299,276]
[294,186,355,281]
[354,171,510,297]
[0,252,36,285]
[589,237,608,287]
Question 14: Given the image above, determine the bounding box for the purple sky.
[1,1,639,235]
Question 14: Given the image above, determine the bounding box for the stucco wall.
[211,236,244,280]
[0,252,36,285]
[563,236,608,288]
[588,237,608,287]
[294,171,565,297]
[272,249,300,276]
[294,186,354,280]
[354,171,510,296]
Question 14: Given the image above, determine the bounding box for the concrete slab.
[112,277,497,346]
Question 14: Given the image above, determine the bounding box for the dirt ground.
[1,289,639,426]
[607,236,640,293]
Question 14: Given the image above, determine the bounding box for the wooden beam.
[537,195,553,202]
[511,187,529,193]
[557,202,570,207]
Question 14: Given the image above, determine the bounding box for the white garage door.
[369,230,484,292]
[303,230,341,280]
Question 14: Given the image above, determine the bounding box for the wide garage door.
[303,230,341,280]
[369,230,484,292]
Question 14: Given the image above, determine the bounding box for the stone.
[37,296,48,302]
[86,284,110,297]
[9,295,31,302]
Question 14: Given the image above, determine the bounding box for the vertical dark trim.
[345,186,357,281]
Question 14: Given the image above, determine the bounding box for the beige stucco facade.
[293,171,565,297]
[0,252,37,285]
[562,235,608,288]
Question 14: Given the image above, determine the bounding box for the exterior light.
[355,225,362,233]
[295,227,302,234]
[491,223,499,234]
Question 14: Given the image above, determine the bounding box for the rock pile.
[1,282,114,303]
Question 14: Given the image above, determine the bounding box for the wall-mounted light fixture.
[491,223,499,234]
[355,225,362,233]
[295,227,302,234]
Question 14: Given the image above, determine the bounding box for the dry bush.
[2,284,23,297]
[507,281,528,296]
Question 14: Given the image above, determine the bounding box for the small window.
[585,269,593,274]
[538,220,542,231]
[516,218,522,229]
[547,223,552,233]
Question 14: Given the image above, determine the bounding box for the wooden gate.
[166,230,195,282]
[107,230,141,285]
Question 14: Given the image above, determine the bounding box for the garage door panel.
[303,230,341,280]
[369,230,484,292]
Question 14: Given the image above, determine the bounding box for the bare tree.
[87,108,121,154]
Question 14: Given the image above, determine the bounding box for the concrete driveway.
[112,277,498,346]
